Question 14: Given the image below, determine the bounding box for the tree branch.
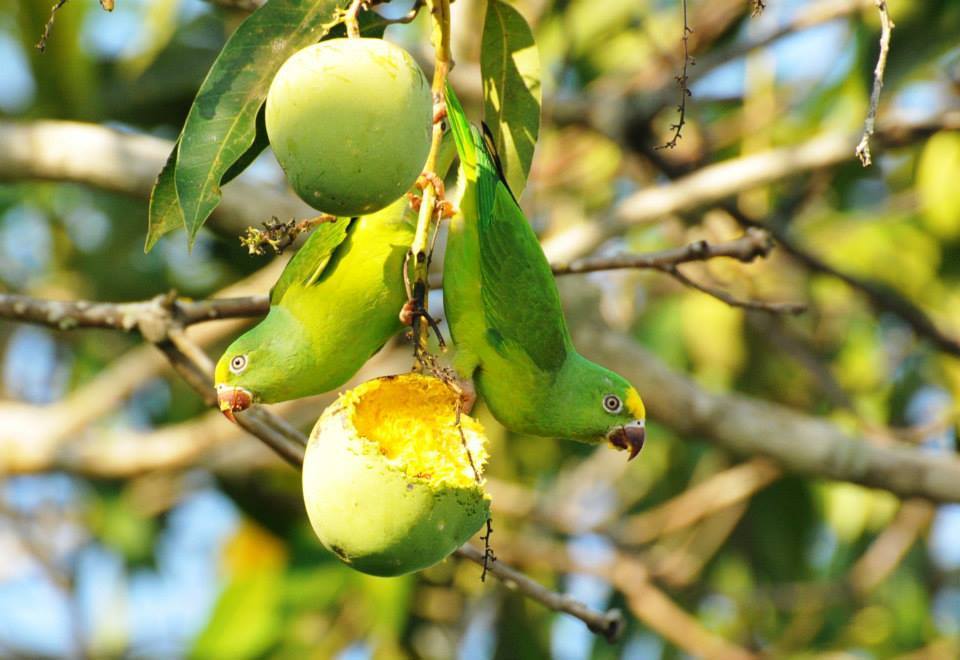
[551,227,774,275]
[575,326,960,503]
[541,111,960,264]
[0,291,619,641]
[738,215,960,358]
[454,544,625,643]
[0,121,312,239]
[657,264,807,315]
[0,293,268,332]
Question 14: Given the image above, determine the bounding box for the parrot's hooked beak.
[607,420,645,461]
[217,385,253,423]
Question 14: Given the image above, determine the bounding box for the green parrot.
[215,197,413,420]
[442,84,646,459]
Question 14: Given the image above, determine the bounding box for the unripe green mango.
[266,38,432,216]
[302,375,490,577]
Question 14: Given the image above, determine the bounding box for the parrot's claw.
[406,192,422,212]
[457,379,477,418]
[416,172,446,199]
[433,98,447,125]
[437,200,457,219]
[400,299,446,350]
[399,299,417,326]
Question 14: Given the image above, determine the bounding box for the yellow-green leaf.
[918,130,960,239]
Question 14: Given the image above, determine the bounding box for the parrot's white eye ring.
[229,355,248,374]
[602,394,623,414]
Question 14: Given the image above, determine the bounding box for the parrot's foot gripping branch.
[607,420,646,461]
[407,172,456,219]
[217,384,253,423]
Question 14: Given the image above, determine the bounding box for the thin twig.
[659,264,807,314]
[855,0,895,166]
[35,0,69,52]
[454,544,626,643]
[751,0,766,17]
[552,228,774,275]
[617,458,782,545]
[658,0,695,149]
[737,213,960,357]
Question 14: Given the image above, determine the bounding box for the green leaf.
[221,104,269,187]
[481,0,541,197]
[174,0,352,247]
[918,130,960,239]
[191,568,283,660]
[145,143,184,252]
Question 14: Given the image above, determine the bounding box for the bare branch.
[855,1,895,166]
[497,538,755,659]
[455,544,625,643]
[848,499,934,596]
[743,216,960,358]
[542,111,960,264]
[0,121,312,239]
[552,228,774,275]
[575,325,960,503]
[0,293,268,332]
[659,264,807,314]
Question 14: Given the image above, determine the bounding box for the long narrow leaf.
[174,0,351,247]
[481,0,541,197]
[145,145,184,252]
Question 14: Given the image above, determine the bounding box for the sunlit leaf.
[918,130,960,239]
[481,0,541,196]
[145,144,184,252]
[191,568,284,660]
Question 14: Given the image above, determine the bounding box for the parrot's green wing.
[446,81,569,371]
[477,170,571,372]
[270,218,353,304]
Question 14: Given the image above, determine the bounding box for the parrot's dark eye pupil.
[230,355,247,373]
[603,395,622,413]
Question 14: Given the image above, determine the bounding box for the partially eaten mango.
[302,374,490,576]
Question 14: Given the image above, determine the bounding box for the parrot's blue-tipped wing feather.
[270,218,352,304]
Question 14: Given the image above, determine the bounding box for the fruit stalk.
[409,0,451,369]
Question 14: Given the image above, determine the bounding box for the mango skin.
[266,38,432,216]
[302,392,490,577]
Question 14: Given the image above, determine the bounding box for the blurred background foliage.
[1,0,959,657]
